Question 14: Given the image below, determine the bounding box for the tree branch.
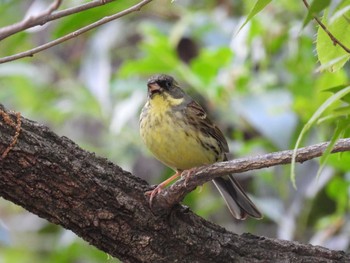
[0,103,349,262]
[0,0,153,64]
[0,0,116,41]
[151,138,350,213]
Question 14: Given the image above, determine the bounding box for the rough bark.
[0,104,349,263]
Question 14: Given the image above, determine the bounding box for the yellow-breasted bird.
[140,74,262,220]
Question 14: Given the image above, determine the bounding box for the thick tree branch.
[0,0,153,64]
[0,104,349,263]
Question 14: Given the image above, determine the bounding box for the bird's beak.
[147,83,161,95]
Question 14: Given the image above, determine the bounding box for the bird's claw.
[181,168,196,187]
[145,185,163,207]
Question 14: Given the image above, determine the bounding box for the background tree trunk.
[0,104,348,263]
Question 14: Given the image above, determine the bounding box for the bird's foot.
[145,171,181,207]
[145,185,163,207]
[181,168,197,187]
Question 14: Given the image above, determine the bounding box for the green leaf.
[316,54,349,72]
[316,0,350,72]
[290,85,350,187]
[303,0,331,27]
[317,105,350,124]
[329,3,350,23]
[316,120,345,178]
[237,0,272,34]
[323,84,350,103]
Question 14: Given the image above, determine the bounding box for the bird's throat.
[150,93,184,110]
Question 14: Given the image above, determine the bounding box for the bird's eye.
[163,80,172,90]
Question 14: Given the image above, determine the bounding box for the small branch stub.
[0,109,21,159]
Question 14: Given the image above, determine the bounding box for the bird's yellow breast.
[140,94,221,171]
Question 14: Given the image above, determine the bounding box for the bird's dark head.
[147,74,184,99]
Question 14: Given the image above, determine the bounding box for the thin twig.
[0,0,116,41]
[0,0,153,64]
[151,138,350,213]
[302,0,350,53]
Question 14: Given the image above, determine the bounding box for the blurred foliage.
[1,0,350,261]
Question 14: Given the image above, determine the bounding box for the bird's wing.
[186,100,229,153]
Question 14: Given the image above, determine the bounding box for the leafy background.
[0,0,350,262]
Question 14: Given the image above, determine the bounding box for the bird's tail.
[212,175,262,220]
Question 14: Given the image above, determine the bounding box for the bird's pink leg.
[145,171,181,206]
[181,167,197,186]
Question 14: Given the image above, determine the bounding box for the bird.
[139,74,262,220]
